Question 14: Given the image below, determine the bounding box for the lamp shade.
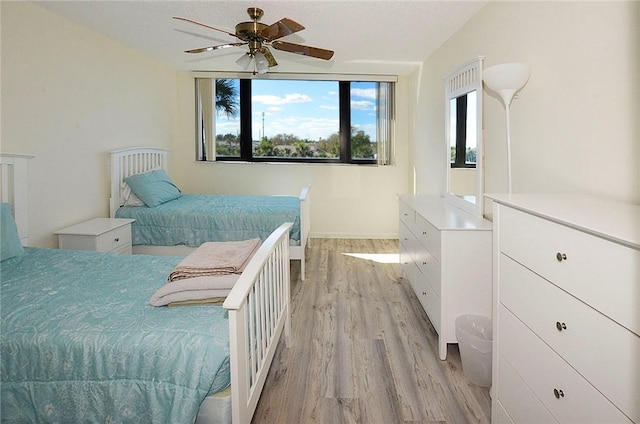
[254,51,269,74]
[483,63,530,106]
[235,53,252,70]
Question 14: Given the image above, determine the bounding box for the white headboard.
[0,153,35,245]
[109,147,169,217]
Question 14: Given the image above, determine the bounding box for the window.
[195,76,395,165]
[449,91,477,168]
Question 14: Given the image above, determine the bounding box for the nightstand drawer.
[55,218,134,254]
[499,205,640,336]
[96,224,131,252]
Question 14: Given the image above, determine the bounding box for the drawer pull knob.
[555,321,567,331]
[114,238,120,242]
[556,252,567,262]
[553,388,565,399]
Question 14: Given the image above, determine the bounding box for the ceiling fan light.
[254,52,269,74]
[235,53,252,70]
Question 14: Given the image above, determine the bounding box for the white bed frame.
[109,147,310,280]
[1,152,291,424]
[0,153,34,246]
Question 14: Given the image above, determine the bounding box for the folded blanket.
[168,298,226,307]
[149,275,239,307]
[168,238,261,282]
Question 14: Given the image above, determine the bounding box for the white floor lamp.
[483,63,530,194]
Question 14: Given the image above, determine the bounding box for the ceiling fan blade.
[271,41,334,60]
[260,18,305,41]
[185,42,246,54]
[260,47,278,68]
[173,17,237,38]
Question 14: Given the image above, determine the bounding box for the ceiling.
[32,1,488,76]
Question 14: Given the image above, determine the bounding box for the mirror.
[444,57,484,217]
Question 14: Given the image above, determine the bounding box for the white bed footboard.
[223,222,292,424]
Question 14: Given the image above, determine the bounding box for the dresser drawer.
[416,248,441,297]
[96,224,131,252]
[400,244,418,290]
[401,221,442,296]
[414,214,441,261]
[399,221,419,262]
[500,254,640,422]
[499,205,640,336]
[416,275,441,334]
[496,353,558,424]
[499,305,633,424]
[494,402,516,424]
[399,200,415,227]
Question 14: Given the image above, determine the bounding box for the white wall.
[1,2,178,247]
[410,1,640,210]
[1,2,410,246]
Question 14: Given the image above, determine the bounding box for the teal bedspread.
[115,194,301,247]
[1,248,231,423]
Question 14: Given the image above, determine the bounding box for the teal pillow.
[124,169,182,207]
[1,203,25,261]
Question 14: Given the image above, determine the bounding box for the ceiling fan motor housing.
[236,8,267,53]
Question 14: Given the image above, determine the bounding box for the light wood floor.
[252,238,491,424]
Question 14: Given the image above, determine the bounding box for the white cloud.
[351,100,374,111]
[351,88,377,99]
[252,93,312,106]
[257,115,339,140]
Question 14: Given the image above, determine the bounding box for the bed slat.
[109,147,169,217]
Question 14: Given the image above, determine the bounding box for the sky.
[215,79,378,141]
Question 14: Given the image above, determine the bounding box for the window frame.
[193,72,396,166]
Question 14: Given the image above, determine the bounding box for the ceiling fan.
[174,7,334,74]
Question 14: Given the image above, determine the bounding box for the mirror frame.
[444,56,485,217]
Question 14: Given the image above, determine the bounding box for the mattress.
[0,247,231,423]
[115,194,301,247]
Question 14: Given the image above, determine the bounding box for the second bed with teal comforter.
[115,194,301,247]
[1,247,231,423]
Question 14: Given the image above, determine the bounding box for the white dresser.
[398,195,493,360]
[55,218,135,254]
[488,194,640,424]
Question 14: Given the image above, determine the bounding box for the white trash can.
[455,314,492,387]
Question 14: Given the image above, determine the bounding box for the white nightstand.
[55,218,135,254]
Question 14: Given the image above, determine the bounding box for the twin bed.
[110,147,311,280]
[0,153,293,423]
